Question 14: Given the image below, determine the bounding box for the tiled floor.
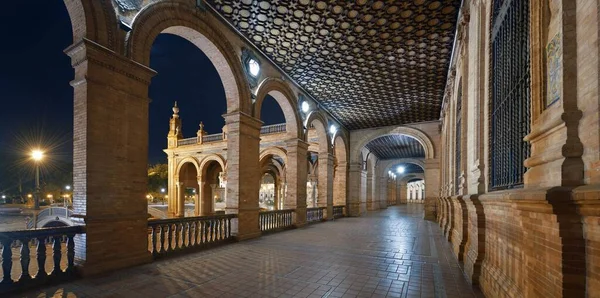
[21,205,482,298]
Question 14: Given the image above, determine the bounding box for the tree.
[148,163,168,201]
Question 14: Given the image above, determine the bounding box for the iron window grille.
[489,0,531,191]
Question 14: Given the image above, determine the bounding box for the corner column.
[223,112,262,240]
[65,39,155,275]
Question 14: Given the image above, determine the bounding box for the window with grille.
[455,82,462,195]
[489,0,531,190]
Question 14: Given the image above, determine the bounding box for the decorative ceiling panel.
[207,0,460,129]
[365,135,424,159]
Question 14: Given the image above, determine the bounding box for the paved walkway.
[22,205,482,298]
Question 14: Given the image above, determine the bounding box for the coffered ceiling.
[207,0,460,129]
[365,135,424,159]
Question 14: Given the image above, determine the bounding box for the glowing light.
[46,194,53,199]
[329,125,337,135]
[27,194,32,198]
[31,150,44,161]
[160,188,166,193]
[248,59,260,77]
[146,194,151,199]
[388,171,392,176]
[65,185,71,190]
[1,195,5,199]
[301,101,310,113]
[397,166,405,174]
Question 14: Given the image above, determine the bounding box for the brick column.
[378,175,388,209]
[366,172,375,210]
[285,138,309,227]
[317,152,334,218]
[176,182,185,217]
[399,181,408,204]
[347,162,363,216]
[424,158,440,220]
[223,112,261,240]
[195,178,204,216]
[65,39,155,275]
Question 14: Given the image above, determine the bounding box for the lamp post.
[31,150,44,210]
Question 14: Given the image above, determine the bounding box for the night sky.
[0,1,285,193]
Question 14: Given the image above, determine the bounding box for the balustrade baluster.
[66,234,75,274]
[227,217,232,238]
[204,221,209,245]
[167,224,173,252]
[151,226,157,257]
[1,239,13,284]
[216,219,221,241]
[35,237,46,280]
[52,237,62,275]
[20,238,31,281]
[211,220,216,242]
[175,224,180,250]
[186,222,191,247]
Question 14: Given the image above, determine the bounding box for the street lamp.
[31,149,44,210]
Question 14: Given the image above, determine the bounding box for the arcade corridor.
[25,206,480,298]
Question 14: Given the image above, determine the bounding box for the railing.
[177,137,197,146]
[0,226,85,295]
[259,209,294,232]
[260,123,286,135]
[306,207,326,223]
[147,214,236,258]
[333,206,345,219]
[27,208,73,229]
[202,133,223,143]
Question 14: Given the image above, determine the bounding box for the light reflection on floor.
[22,205,482,298]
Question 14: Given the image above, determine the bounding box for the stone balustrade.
[260,123,286,135]
[333,206,345,219]
[0,226,84,295]
[306,207,326,223]
[148,214,236,258]
[177,137,197,146]
[259,209,295,232]
[202,133,223,143]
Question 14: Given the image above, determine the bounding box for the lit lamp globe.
[31,150,44,161]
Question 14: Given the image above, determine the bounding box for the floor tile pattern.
[21,205,482,298]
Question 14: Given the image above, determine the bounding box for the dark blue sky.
[0,1,285,192]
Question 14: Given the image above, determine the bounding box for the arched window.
[489,0,531,190]
[455,81,462,194]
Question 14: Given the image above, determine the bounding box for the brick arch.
[126,2,251,113]
[63,0,120,50]
[254,78,302,139]
[199,154,226,177]
[176,157,201,176]
[260,147,288,166]
[304,110,331,154]
[379,158,426,177]
[352,126,435,164]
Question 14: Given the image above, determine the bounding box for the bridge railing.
[260,123,286,135]
[306,207,326,223]
[148,214,236,258]
[0,225,85,295]
[333,205,345,219]
[27,208,73,229]
[259,209,295,232]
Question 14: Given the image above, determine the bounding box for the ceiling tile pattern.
[207,0,460,129]
[365,135,424,159]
